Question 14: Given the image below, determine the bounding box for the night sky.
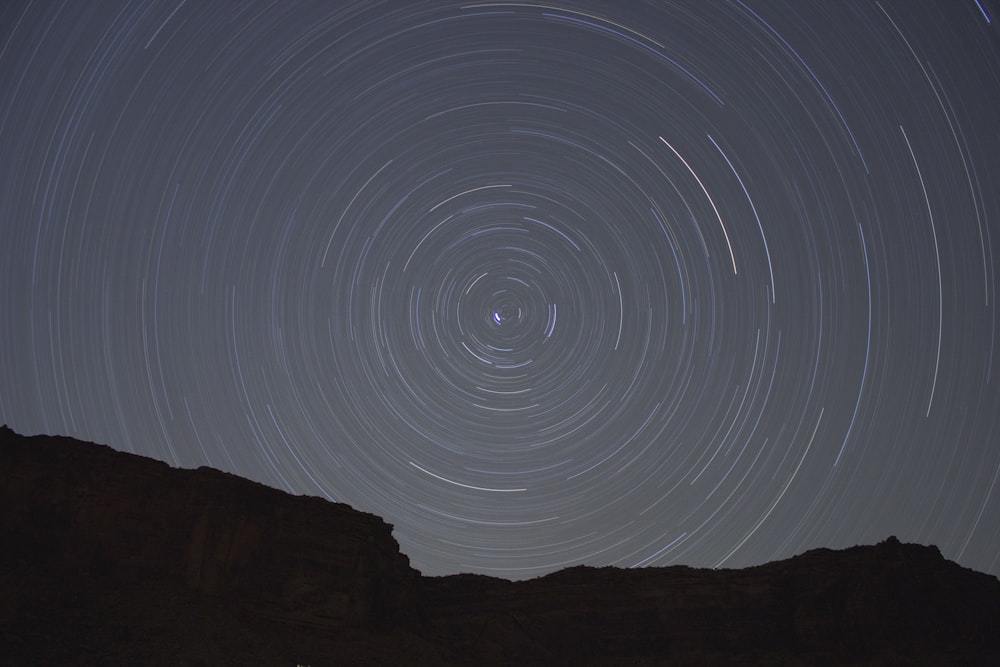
[2,0,999,580]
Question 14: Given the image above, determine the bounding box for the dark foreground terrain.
[2,425,998,665]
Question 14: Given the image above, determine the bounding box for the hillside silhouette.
[2,425,998,665]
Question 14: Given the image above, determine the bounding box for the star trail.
[2,0,999,580]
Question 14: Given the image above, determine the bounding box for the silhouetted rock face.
[422,542,1000,665]
[0,425,427,664]
[2,425,999,665]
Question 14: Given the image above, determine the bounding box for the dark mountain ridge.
[2,425,998,664]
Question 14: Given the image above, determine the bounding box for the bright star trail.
[1,1,998,580]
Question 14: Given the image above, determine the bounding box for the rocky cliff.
[2,425,998,665]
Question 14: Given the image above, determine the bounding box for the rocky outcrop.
[2,425,998,665]
[421,541,1000,665]
[0,425,429,664]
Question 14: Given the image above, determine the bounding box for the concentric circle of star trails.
[2,1,999,579]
